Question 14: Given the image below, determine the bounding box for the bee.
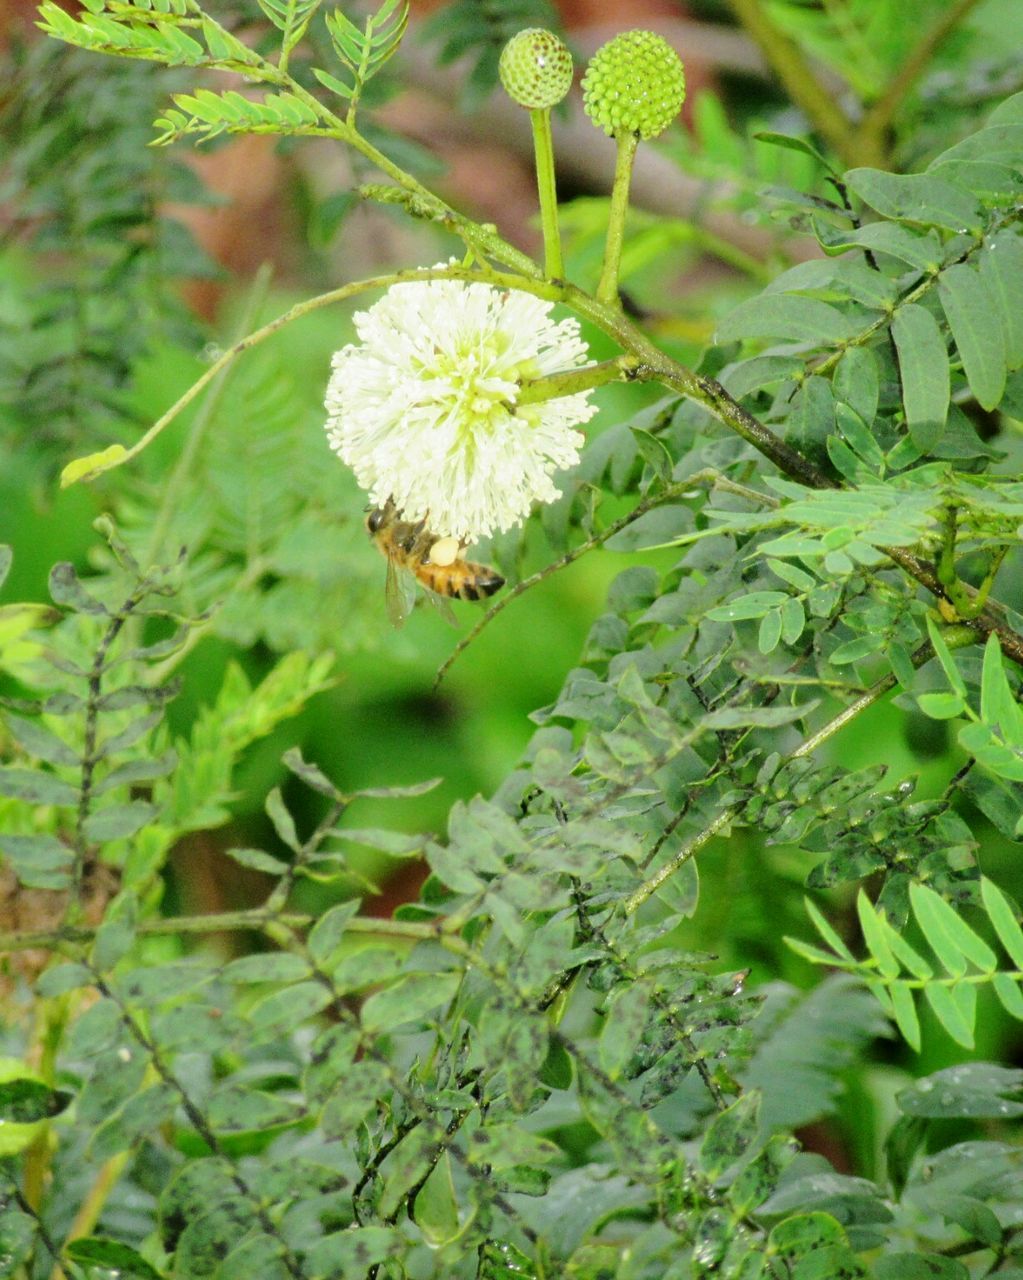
[366,499,505,628]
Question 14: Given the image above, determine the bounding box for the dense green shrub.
[3,2,1023,1277]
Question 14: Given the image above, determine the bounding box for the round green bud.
[499,28,574,111]
[582,29,686,140]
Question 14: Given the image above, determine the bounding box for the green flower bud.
[582,29,686,140]
[499,28,574,111]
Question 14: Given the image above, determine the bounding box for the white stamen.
[324,270,597,543]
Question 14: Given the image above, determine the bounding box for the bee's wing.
[384,556,418,628]
[423,587,458,628]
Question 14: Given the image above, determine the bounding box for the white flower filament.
[324,276,597,544]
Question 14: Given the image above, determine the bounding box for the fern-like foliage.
[318,0,408,116]
[255,0,323,66]
[741,975,891,1133]
[84,333,391,656]
[0,39,211,457]
[0,528,333,940]
[37,0,411,146]
[6,5,1023,1279]
[921,623,1023,797]
[790,877,1023,1052]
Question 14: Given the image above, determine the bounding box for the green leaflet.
[846,168,983,233]
[979,229,1023,371]
[794,878,1021,1052]
[815,220,944,269]
[892,303,950,451]
[715,294,863,345]
[700,1092,761,1179]
[939,263,1007,410]
[64,1240,166,1280]
[897,1063,1023,1119]
[360,971,462,1033]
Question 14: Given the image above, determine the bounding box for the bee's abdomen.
[437,563,504,601]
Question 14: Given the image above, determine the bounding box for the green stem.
[516,356,640,405]
[0,907,457,954]
[937,505,959,591]
[277,0,298,76]
[966,546,1009,619]
[432,476,699,691]
[160,6,541,280]
[142,265,272,573]
[530,108,563,279]
[807,208,1009,383]
[597,131,639,306]
[624,648,920,915]
[935,505,995,621]
[432,468,786,693]
[61,267,509,487]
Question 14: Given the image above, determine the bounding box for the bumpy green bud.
[499,28,574,110]
[582,29,686,140]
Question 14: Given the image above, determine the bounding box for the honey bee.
[366,499,505,628]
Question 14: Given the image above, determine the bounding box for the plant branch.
[59,266,551,489]
[94,972,306,1279]
[59,253,1023,673]
[857,0,984,166]
[432,476,699,689]
[0,907,449,955]
[726,0,857,167]
[621,632,976,915]
[0,1177,63,1272]
[201,6,541,280]
[516,355,641,405]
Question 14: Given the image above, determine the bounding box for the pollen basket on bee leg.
[428,536,461,568]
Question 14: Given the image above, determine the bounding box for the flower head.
[582,30,686,140]
[499,28,574,110]
[325,274,597,543]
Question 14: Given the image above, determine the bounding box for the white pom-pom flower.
[324,274,598,543]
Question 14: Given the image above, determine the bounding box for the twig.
[1,1176,64,1269]
[432,477,696,689]
[93,974,306,1279]
[726,0,857,167]
[621,631,975,916]
[0,907,451,955]
[858,0,984,165]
